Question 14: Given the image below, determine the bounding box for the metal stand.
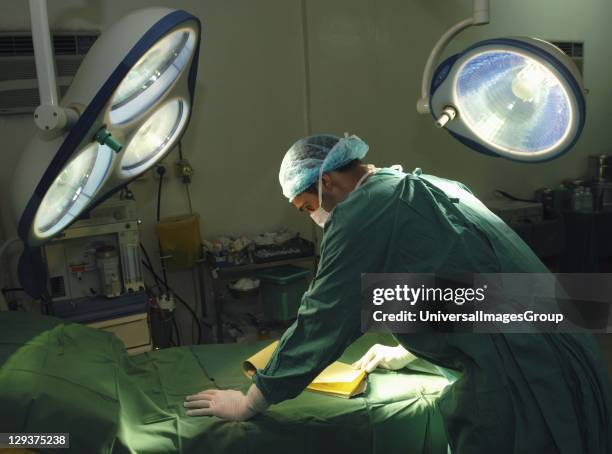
[196,255,316,343]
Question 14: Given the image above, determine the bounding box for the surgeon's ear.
[321,173,333,190]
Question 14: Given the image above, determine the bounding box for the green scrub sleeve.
[253,209,375,404]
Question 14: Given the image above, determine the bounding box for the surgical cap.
[279,134,369,201]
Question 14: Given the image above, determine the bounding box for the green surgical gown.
[253,168,612,454]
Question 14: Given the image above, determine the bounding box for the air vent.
[0,33,96,56]
[550,41,584,76]
[0,86,69,111]
[0,35,33,56]
[0,32,98,115]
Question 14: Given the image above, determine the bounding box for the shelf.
[201,255,315,276]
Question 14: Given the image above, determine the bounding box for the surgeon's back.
[333,167,612,454]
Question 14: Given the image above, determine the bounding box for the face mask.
[310,166,330,228]
[310,164,377,228]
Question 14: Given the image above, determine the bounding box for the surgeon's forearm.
[244,383,269,417]
[400,345,418,364]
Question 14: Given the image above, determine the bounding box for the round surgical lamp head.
[429,37,585,162]
[11,8,201,247]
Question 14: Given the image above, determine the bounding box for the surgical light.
[11,1,201,248]
[109,28,196,125]
[120,98,188,177]
[33,143,113,238]
[416,0,585,162]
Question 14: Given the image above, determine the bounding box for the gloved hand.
[184,383,269,421]
[352,344,416,373]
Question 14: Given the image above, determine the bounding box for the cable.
[140,252,203,344]
[178,143,195,340]
[185,184,193,214]
[140,243,167,291]
[155,165,169,288]
[149,152,202,344]
[141,242,202,340]
[190,267,208,342]
[141,245,192,346]
[156,165,166,222]
[178,142,193,214]
[172,317,182,346]
[191,267,198,343]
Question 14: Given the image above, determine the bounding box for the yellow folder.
[242,341,367,398]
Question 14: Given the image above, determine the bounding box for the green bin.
[256,265,311,322]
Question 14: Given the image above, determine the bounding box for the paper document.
[242,341,367,398]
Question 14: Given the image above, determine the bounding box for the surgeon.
[185,134,612,454]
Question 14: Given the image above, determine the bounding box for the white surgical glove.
[184,384,269,421]
[352,344,416,373]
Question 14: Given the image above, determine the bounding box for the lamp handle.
[416,0,490,114]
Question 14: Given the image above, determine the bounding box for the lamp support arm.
[416,0,490,114]
[29,0,78,131]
